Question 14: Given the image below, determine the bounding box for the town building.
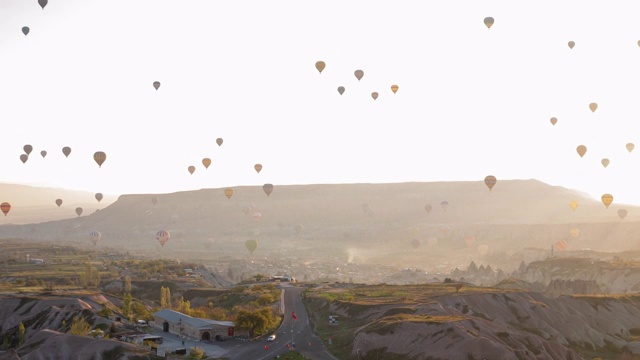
[152,308,237,341]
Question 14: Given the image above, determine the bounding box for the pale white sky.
[3,1,640,205]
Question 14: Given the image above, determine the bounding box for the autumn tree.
[124,275,131,294]
[69,316,91,336]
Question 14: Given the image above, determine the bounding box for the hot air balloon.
[75,207,83,216]
[550,117,557,126]
[216,138,223,146]
[371,92,378,100]
[93,151,106,168]
[337,86,345,95]
[224,188,234,199]
[354,70,364,81]
[23,145,33,155]
[294,224,304,235]
[254,164,262,173]
[425,204,432,213]
[22,27,29,36]
[626,143,635,153]
[570,200,579,212]
[1,202,11,216]
[576,145,587,158]
[153,81,161,90]
[38,0,47,9]
[601,158,610,168]
[252,212,262,221]
[391,85,399,94]
[315,61,326,74]
[619,209,628,220]
[484,175,497,191]
[589,103,598,112]
[152,196,159,206]
[263,183,273,197]
[62,146,71,158]
[55,199,62,207]
[202,158,211,169]
[245,239,257,255]
[441,201,449,212]
[568,41,575,49]
[570,228,580,238]
[555,240,567,251]
[439,226,451,237]
[95,193,103,202]
[484,17,494,29]
[242,206,252,216]
[411,238,421,249]
[601,194,613,209]
[478,244,489,256]
[188,166,195,175]
[89,231,101,246]
[40,150,47,158]
[464,235,476,247]
[20,154,28,164]
[156,230,170,246]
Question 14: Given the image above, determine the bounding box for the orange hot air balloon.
[601,194,613,209]
[1,202,11,216]
[555,240,567,251]
[391,85,399,94]
[484,175,497,191]
[354,70,364,81]
[570,228,580,238]
[576,145,587,158]
[371,92,378,100]
[464,235,476,247]
[62,146,71,158]
[263,183,274,197]
[216,138,223,146]
[589,103,598,113]
[570,200,579,211]
[55,199,62,207]
[202,158,211,169]
[188,166,195,175]
[550,117,557,126]
[568,41,575,49]
[484,17,494,29]
[224,188,234,199]
[156,230,170,246]
[626,143,635,153]
[75,207,83,216]
[618,209,628,220]
[254,164,263,173]
[93,151,106,167]
[315,61,326,74]
[601,158,610,168]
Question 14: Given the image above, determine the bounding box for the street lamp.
[357,348,360,360]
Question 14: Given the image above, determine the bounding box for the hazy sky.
[3,1,640,205]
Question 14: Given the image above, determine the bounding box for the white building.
[153,309,238,341]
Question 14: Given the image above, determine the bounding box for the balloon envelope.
[570,228,580,238]
[576,145,587,158]
[555,240,567,251]
[40,150,47,158]
[315,61,326,73]
[619,209,628,220]
[440,201,449,212]
[254,164,262,173]
[425,204,432,213]
[216,138,223,146]
[20,154,28,164]
[484,17,494,29]
[188,166,195,175]
[391,85,399,94]
[570,200,579,211]
[589,103,598,112]
[153,81,161,90]
[224,188,234,199]
[22,27,29,36]
[354,70,364,81]
[1,202,11,216]
[95,193,103,202]
[202,158,211,169]
[38,0,48,9]
[371,92,378,100]
[245,239,257,255]
[55,199,62,207]
[411,238,421,249]
[62,146,71,157]
[93,151,106,167]
[75,207,83,216]
[601,194,613,209]
[627,143,635,153]
[484,175,497,191]
[337,86,345,95]
[23,145,33,155]
[156,230,170,246]
[464,236,476,247]
[263,183,273,196]
[601,158,610,168]
[568,41,575,49]
[550,117,557,126]
[89,231,101,246]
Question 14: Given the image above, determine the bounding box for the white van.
[136,320,148,326]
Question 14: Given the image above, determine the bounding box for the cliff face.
[313,290,640,360]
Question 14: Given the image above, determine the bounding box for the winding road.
[228,284,338,360]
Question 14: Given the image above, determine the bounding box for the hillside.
[1,180,638,270]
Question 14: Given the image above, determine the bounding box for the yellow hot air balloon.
[550,117,557,126]
[568,41,575,49]
[484,17,494,29]
[224,188,234,199]
[618,209,628,220]
[484,175,497,191]
[315,61,326,74]
[188,166,195,175]
[391,85,399,94]
[93,151,106,168]
[202,158,211,169]
[576,145,587,158]
[570,228,580,238]
[589,103,598,113]
[601,194,613,209]
[626,143,635,153]
[570,200,579,211]
[354,70,364,81]
[254,164,262,173]
[601,158,610,168]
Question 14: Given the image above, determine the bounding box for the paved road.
[227,285,338,360]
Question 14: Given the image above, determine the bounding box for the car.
[267,334,276,342]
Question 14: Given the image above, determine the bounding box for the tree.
[187,346,205,359]
[122,293,132,319]
[98,306,113,318]
[17,322,25,346]
[69,316,91,336]
[124,275,131,294]
[160,286,172,308]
